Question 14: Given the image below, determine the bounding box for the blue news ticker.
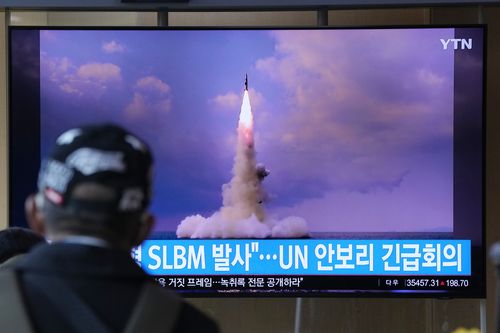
[135,239,470,276]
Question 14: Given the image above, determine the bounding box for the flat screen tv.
[9,26,485,297]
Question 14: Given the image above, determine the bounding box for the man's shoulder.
[16,243,147,280]
[136,281,219,333]
[8,244,220,333]
[0,269,36,333]
[175,301,220,333]
[0,268,219,333]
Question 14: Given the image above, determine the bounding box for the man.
[0,124,219,333]
[0,227,45,270]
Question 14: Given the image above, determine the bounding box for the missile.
[245,74,248,91]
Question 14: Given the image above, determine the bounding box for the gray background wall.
[0,6,497,333]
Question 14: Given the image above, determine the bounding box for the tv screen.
[9,26,485,297]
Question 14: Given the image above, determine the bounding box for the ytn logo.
[440,38,473,50]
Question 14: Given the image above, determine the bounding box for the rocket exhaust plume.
[177,75,309,239]
[219,89,266,223]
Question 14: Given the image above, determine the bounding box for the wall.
[482,7,499,333]
[485,7,500,333]
[1,7,497,333]
[0,11,6,231]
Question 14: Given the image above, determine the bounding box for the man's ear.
[25,194,46,236]
[133,212,155,247]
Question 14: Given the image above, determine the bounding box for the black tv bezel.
[7,25,487,299]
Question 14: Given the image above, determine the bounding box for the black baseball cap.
[37,124,153,215]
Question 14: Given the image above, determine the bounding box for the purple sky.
[40,28,455,232]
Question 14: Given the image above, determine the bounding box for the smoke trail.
[177,89,309,239]
[219,90,265,223]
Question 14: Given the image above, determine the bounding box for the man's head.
[25,124,154,250]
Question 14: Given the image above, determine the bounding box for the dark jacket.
[14,243,219,333]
